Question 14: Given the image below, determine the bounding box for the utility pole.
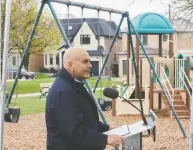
[0,0,2,84]
[169,4,171,21]
[0,0,12,149]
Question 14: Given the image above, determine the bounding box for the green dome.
[127,12,174,34]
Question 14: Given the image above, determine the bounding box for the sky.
[43,0,171,28]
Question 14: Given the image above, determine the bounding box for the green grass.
[10,96,46,115]
[9,90,107,115]
[8,79,125,115]
[7,77,121,94]
[88,78,121,88]
[7,78,55,94]
[36,73,54,79]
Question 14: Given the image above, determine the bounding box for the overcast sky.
[44,0,170,28]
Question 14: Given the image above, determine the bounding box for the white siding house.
[43,18,122,76]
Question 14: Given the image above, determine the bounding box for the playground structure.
[1,0,191,150]
[117,56,192,117]
[114,13,192,121]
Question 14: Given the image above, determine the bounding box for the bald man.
[46,47,124,150]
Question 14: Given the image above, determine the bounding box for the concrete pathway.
[12,93,40,98]
[11,87,112,98]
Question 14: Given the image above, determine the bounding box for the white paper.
[103,124,130,136]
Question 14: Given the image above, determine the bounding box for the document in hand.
[103,124,130,136]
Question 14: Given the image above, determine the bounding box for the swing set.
[1,0,188,149]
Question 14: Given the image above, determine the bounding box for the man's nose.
[89,62,92,68]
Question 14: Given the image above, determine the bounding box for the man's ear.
[68,62,72,68]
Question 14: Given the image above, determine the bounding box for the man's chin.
[84,74,91,79]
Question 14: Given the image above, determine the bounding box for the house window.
[12,56,16,66]
[56,54,59,65]
[67,36,72,43]
[68,26,72,30]
[122,60,127,75]
[138,34,142,39]
[132,65,134,75]
[163,34,168,42]
[45,55,47,65]
[142,34,148,46]
[80,35,90,45]
[50,54,53,65]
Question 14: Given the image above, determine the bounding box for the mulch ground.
[3,109,190,150]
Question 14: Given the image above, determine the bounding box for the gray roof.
[107,21,118,30]
[116,47,159,56]
[60,18,121,40]
[60,18,83,42]
[58,46,106,57]
[87,46,106,57]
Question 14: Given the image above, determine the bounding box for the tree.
[1,0,61,70]
[130,0,193,28]
[168,0,193,30]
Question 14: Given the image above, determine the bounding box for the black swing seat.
[4,107,20,123]
[98,98,112,111]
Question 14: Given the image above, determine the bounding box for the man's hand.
[107,135,124,147]
[109,124,120,130]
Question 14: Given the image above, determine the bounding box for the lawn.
[7,77,121,94]
[9,89,111,115]
[6,76,122,115]
[7,78,55,94]
[10,96,46,115]
[35,73,54,79]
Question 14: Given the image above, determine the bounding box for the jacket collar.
[59,68,98,116]
[58,68,84,87]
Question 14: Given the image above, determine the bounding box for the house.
[117,13,193,77]
[12,14,193,79]
[6,52,21,79]
[171,19,193,56]
[43,18,122,76]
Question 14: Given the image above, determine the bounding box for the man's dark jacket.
[46,68,109,150]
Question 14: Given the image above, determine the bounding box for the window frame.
[80,34,90,45]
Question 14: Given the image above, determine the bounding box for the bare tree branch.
[130,0,193,31]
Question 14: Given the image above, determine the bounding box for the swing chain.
[13,78,19,106]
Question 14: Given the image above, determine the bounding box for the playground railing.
[121,75,135,99]
[175,59,185,89]
[179,67,192,97]
[160,67,174,117]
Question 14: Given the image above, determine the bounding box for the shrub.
[39,67,49,73]
[49,67,58,73]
